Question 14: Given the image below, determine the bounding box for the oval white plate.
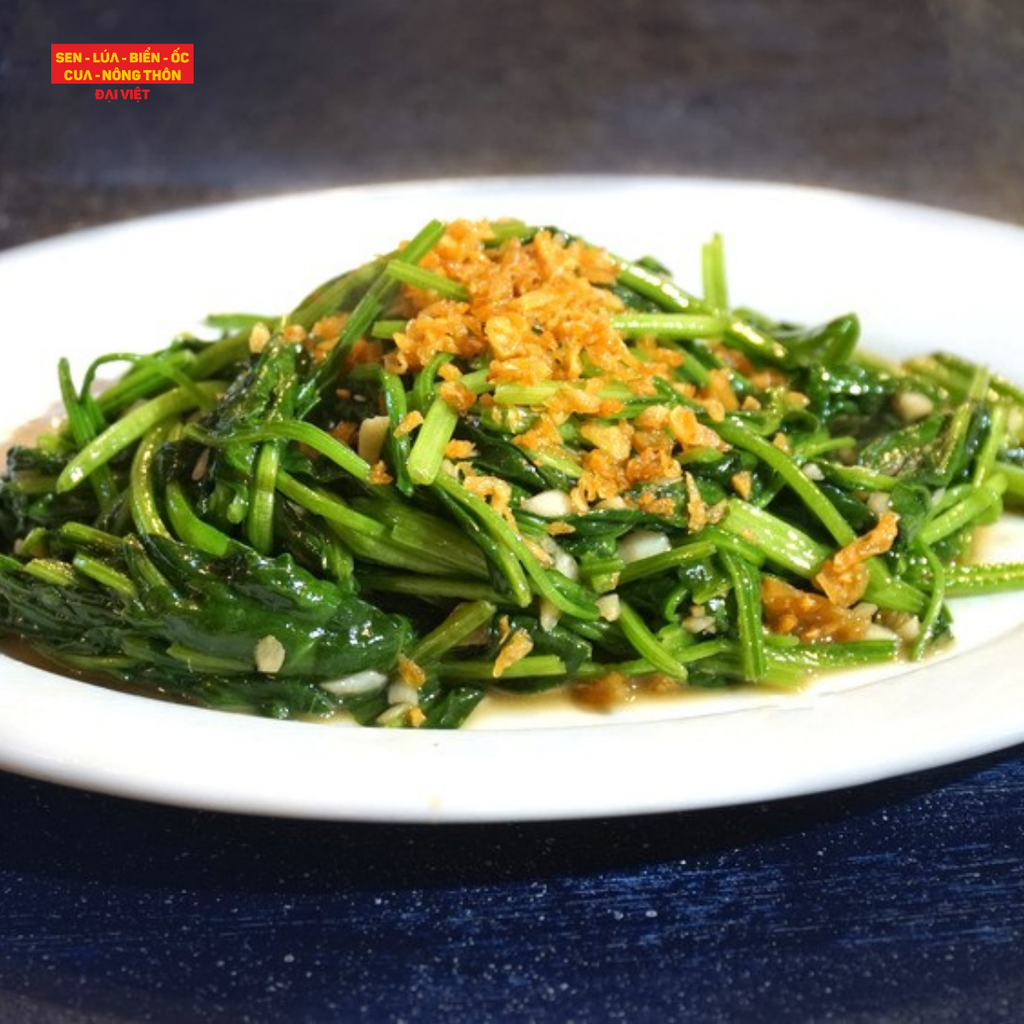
[2,176,1024,822]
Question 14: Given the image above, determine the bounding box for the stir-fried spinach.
[3,219,1024,728]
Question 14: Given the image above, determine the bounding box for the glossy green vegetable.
[3,218,1024,728]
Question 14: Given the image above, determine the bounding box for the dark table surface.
[3,2,1024,1021]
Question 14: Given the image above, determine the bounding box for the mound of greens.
[3,217,1024,727]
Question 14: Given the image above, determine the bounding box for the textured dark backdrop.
[3,0,1024,251]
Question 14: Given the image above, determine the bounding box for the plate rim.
[5,171,1024,263]
[3,173,1024,822]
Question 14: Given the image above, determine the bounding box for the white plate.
[2,176,1024,822]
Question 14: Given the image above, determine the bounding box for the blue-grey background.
[3,0,1024,250]
[2,2,1024,1021]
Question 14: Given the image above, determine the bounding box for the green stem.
[719,498,830,577]
[997,461,1024,501]
[246,442,281,555]
[371,319,410,340]
[96,334,247,417]
[720,550,766,682]
[57,381,223,494]
[912,547,946,661]
[379,369,414,494]
[57,522,122,553]
[22,558,77,587]
[189,420,372,483]
[407,395,459,486]
[614,259,705,313]
[717,418,856,546]
[165,480,233,556]
[58,358,117,509]
[918,476,1006,546]
[973,402,1009,486]
[71,553,136,598]
[439,655,567,681]
[385,260,469,300]
[701,233,728,310]
[943,561,1024,596]
[618,538,718,584]
[612,313,728,340]
[129,423,172,538]
[275,471,387,537]
[412,600,497,664]
[617,600,689,679]
[303,219,447,406]
[434,472,600,620]
[360,573,509,605]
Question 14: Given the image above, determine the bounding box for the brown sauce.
[0,635,194,707]
[483,671,776,722]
